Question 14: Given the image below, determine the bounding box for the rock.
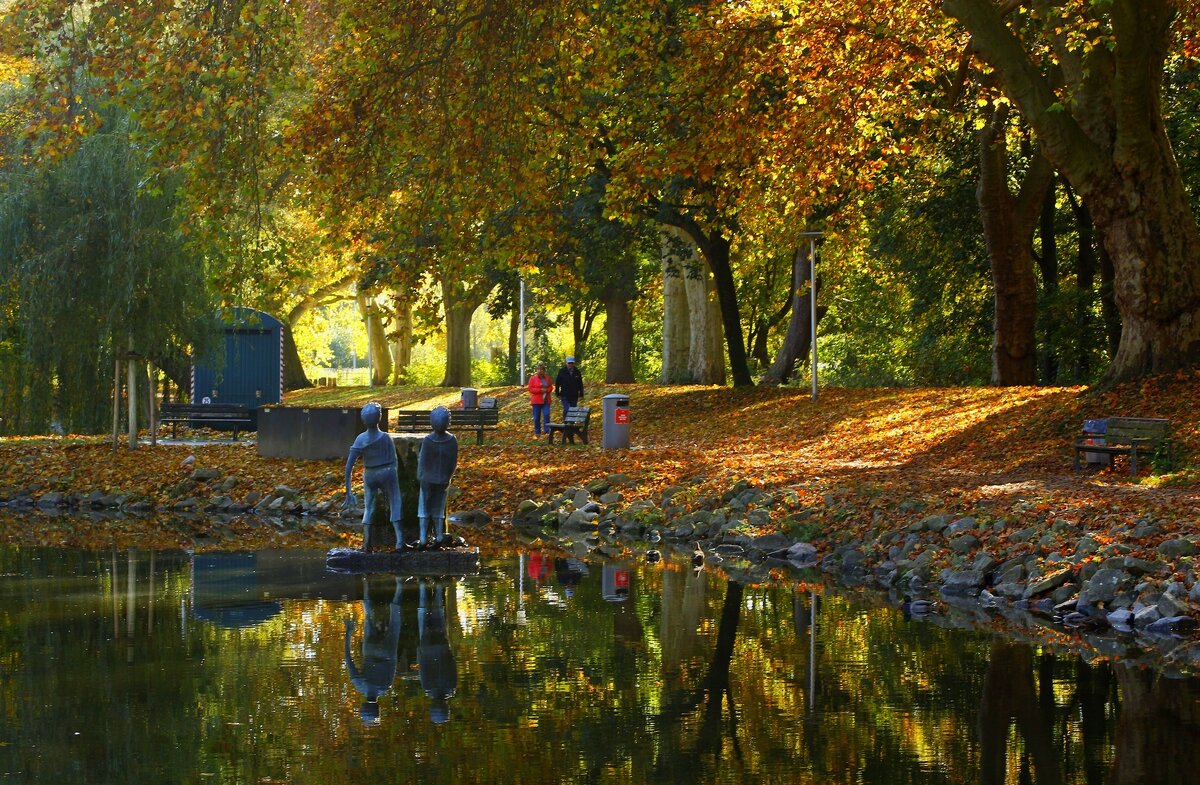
[752,533,791,553]
[1024,567,1073,598]
[941,570,985,594]
[1009,527,1038,543]
[972,552,998,574]
[915,514,950,533]
[1123,556,1163,576]
[563,509,597,530]
[946,516,976,535]
[599,492,622,505]
[219,477,239,492]
[949,534,979,554]
[585,478,611,495]
[1133,606,1162,628]
[605,473,632,487]
[1158,593,1191,618]
[1158,538,1199,559]
[994,582,1026,599]
[191,468,221,482]
[1080,568,1126,605]
[1106,608,1135,627]
[572,489,592,508]
[669,522,695,540]
[785,542,818,565]
[180,455,195,466]
[268,496,286,510]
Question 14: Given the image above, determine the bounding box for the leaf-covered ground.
[1,373,1197,559]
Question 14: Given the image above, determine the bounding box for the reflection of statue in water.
[416,407,460,549]
[343,402,404,551]
[344,576,404,725]
[418,579,457,724]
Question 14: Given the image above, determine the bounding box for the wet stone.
[1158,538,1199,559]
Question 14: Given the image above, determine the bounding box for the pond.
[1,545,1199,784]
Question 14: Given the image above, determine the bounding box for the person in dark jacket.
[554,356,584,418]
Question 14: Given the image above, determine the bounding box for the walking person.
[528,363,554,438]
[554,355,584,418]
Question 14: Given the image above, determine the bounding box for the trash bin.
[1082,418,1109,466]
[461,388,478,409]
[602,564,630,602]
[602,393,630,449]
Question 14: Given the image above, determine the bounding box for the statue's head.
[361,402,382,427]
[360,700,381,726]
[430,406,450,434]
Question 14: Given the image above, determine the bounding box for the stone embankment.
[506,474,1200,671]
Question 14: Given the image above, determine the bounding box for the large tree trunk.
[357,290,392,387]
[604,292,634,383]
[977,103,1053,386]
[1036,182,1060,383]
[661,225,693,384]
[1066,184,1098,380]
[696,232,751,387]
[762,244,824,385]
[281,325,311,391]
[683,252,726,386]
[281,273,355,390]
[439,277,493,388]
[945,0,1200,384]
[389,293,414,384]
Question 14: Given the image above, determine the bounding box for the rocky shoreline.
[507,473,1200,673]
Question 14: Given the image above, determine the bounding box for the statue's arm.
[344,444,362,505]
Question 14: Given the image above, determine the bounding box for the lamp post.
[799,232,824,401]
[518,276,526,385]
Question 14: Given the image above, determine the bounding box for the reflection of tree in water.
[1111,664,1200,785]
[652,579,745,782]
[979,642,1062,785]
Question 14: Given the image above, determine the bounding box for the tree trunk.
[661,225,693,384]
[281,324,311,391]
[762,244,826,385]
[697,233,751,387]
[439,277,493,388]
[1036,181,1060,383]
[1067,185,1098,380]
[684,252,726,386]
[389,293,414,384]
[357,290,393,387]
[945,0,1200,384]
[977,103,1052,386]
[507,303,519,384]
[604,292,634,383]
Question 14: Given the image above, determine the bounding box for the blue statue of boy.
[343,402,404,551]
[416,406,458,549]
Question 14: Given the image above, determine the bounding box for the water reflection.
[0,545,1199,784]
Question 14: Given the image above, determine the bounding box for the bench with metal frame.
[160,402,255,439]
[546,406,591,445]
[1072,417,1171,476]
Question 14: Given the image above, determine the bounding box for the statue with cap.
[418,578,457,724]
[416,406,459,549]
[343,402,405,551]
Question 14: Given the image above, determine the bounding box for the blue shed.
[191,307,284,408]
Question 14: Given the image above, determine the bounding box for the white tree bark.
[661,225,692,384]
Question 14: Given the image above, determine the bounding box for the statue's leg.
[361,480,378,551]
[385,466,405,550]
[417,483,430,547]
[429,484,449,546]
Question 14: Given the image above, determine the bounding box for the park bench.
[160,402,255,439]
[1072,417,1171,476]
[547,406,591,445]
[392,399,500,444]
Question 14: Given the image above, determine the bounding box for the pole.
[112,353,121,450]
[518,276,527,385]
[809,238,818,401]
[127,338,138,449]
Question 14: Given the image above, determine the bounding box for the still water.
[1,546,1198,785]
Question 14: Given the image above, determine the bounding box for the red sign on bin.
[614,569,630,589]
[615,408,630,425]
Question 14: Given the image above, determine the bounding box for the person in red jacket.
[527,363,554,437]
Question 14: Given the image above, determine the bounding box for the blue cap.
[566,356,575,363]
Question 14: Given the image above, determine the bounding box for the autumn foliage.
[1,377,1197,560]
